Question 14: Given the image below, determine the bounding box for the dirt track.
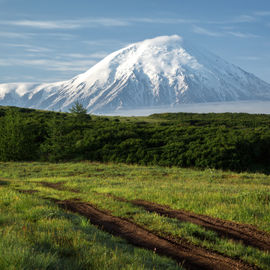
[37,181,270,252]
[0,180,9,185]
[131,199,270,252]
[55,198,255,270]
[39,181,80,193]
[98,191,270,252]
[17,189,39,194]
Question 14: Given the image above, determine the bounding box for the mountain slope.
[1,35,270,113]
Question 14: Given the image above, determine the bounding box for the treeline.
[1,106,270,173]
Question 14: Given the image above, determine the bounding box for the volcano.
[1,35,270,113]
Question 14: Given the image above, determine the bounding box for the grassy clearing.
[0,161,270,269]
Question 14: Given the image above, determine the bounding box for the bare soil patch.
[39,181,80,193]
[54,198,255,270]
[0,180,9,185]
[17,189,39,194]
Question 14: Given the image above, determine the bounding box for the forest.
[0,105,270,173]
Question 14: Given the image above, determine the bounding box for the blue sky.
[0,0,269,83]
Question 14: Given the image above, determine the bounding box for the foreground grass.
[0,161,270,269]
[0,185,180,270]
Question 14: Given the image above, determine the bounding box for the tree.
[0,109,38,161]
[69,101,87,115]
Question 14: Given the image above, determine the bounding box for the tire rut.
[39,181,80,193]
[17,189,39,194]
[131,199,270,252]
[53,198,255,270]
[37,181,270,252]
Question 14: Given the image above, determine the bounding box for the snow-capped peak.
[1,35,270,113]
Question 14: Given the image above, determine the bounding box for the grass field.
[0,162,269,269]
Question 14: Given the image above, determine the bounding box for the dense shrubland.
[0,106,270,173]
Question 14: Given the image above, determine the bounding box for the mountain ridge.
[1,35,270,113]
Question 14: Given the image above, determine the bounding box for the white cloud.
[0,16,200,30]
[12,20,76,29]
[0,18,130,29]
[220,26,235,30]
[192,25,260,39]
[5,43,53,53]
[0,14,260,33]
[232,15,256,23]
[236,56,261,61]
[254,11,270,16]
[207,15,256,25]
[0,75,68,83]
[83,39,129,49]
[192,25,222,37]
[90,18,130,27]
[0,31,75,41]
[131,17,198,24]
[226,31,260,38]
[45,33,76,40]
[61,52,108,59]
[87,52,109,59]
[0,31,34,39]
[0,58,97,72]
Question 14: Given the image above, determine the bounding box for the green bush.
[1,106,270,173]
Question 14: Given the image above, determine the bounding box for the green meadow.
[0,162,269,269]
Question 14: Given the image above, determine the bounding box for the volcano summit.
[1,35,270,113]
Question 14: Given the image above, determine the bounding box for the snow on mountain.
[1,35,270,113]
